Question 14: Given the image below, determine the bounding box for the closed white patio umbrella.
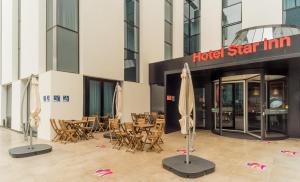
[29,77,41,129]
[115,83,122,121]
[178,63,196,164]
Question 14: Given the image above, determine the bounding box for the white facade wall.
[79,0,124,81]
[173,0,184,59]
[19,0,46,79]
[38,71,83,141]
[201,0,222,52]
[0,1,286,140]
[1,0,18,84]
[242,0,282,29]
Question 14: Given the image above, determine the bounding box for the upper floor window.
[46,0,79,74]
[184,0,201,55]
[222,0,242,47]
[124,0,139,82]
[165,0,173,60]
[283,0,300,26]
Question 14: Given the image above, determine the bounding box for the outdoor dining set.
[50,112,165,153]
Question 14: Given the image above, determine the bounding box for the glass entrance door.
[214,82,244,132]
[247,75,262,138]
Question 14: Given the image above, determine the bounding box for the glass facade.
[46,0,79,74]
[222,0,242,47]
[184,0,201,55]
[283,0,300,26]
[124,0,139,82]
[165,0,173,60]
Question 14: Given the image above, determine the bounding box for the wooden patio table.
[133,123,155,150]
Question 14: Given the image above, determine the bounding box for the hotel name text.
[193,36,291,63]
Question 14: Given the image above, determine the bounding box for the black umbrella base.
[103,132,117,140]
[162,155,215,178]
[9,144,52,158]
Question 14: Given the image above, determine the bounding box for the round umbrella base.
[9,144,52,158]
[103,132,117,140]
[162,155,215,178]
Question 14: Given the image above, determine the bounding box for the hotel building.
[1,0,300,140]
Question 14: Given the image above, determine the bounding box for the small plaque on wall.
[53,95,60,102]
[63,96,70,102]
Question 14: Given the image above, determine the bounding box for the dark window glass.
[56,27,79,73]
[57,0,78,32]
[165,1,172,23]
[222,3,242,26]
[125,0,139,82]
[191,18,200,35]
[184,0,201,55]
[222,0,241,47]
[46,0,79,73]
[223,23,241,46]
[165,0,173,59]
[283,0,300,26]
[165,43,172,60]
[165,22,172,44]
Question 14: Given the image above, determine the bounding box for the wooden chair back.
[155,118,165,133]
[82,116,88,121]
[136,118,146,125]
[131,113,137,122]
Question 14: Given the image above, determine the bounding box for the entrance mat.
[281,150,298,157]
[95,169,112,177]
[162,155,215,178]
[246,162,267,170]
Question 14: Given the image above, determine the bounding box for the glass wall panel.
[103,82,114,115]
[222,4,242,25]
[57,0,78,32]
[223,0,241,7]
[46,0,79,73]
[283,0,300,26]
[165,0,173,59]
[56,27,79,73]
[125,0,139,82]
[46,29,54,71]
[223,23,241,47]
[184,0,201,55]
[222,0,242,47]
[89,80,101,116]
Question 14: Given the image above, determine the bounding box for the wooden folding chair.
[59,120,77,143]
[151,118,166,143]
[131,113,137,123]
[146,120,164,153]
[98,116,105,132]
[110,120,127,150]
[125,122,144,153]
[50,119,64,142]
[82,116,96,139]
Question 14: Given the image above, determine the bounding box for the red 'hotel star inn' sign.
[193,36,291,63]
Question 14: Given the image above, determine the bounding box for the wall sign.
[193,36,291,63]
[53,95,60,102]
[166,95,175,102]
[63,96,70,102]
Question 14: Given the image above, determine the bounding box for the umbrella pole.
[185,65,190,165]
[29,127,33,149]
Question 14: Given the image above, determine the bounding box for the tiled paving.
[1,128,300,182]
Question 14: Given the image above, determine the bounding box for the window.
[184,0,201,55]
[84,77,116,117]
[222,0,242,47]
[165,0,173,60]
[124,0,139,82]
[46,0,79,74]
[283,0,300,26]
